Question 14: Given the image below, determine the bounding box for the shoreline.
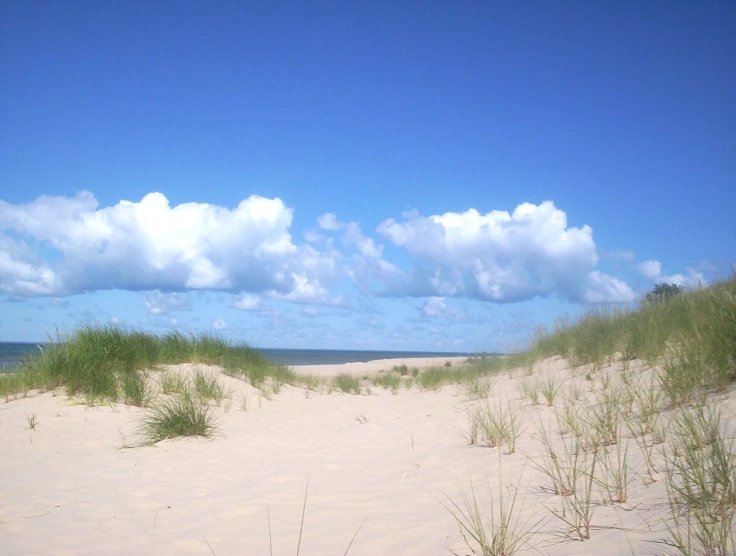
[290,356,469,377]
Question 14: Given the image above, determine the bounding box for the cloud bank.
[1,192,637,304]
[349,201,635,303]
[0,192,337,301]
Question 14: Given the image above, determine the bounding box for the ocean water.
[0,341,473,371]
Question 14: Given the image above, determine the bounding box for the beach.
[2,355,735,555]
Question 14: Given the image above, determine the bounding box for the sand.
[2,356,734,555]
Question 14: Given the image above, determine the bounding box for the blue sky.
[1,1,734,351]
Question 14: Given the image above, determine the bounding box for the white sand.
[2,356,734,555]
[291,356,468,377]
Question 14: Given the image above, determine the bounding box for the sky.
[1,1,734,351]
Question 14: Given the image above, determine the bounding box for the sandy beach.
[2,355,735,555]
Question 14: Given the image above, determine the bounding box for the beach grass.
[332,373,362,395]
[526,275,736,390]
[0,325,279,403]
[137,391,218,444]
[449,275,736,547]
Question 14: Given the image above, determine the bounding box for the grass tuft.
[137,392,218,444]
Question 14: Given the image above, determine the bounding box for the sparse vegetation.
[332,373,362,395]
[26,412,38,431]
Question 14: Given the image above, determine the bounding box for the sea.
[0,341,475,372]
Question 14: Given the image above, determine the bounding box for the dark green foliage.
[645,282,684,304]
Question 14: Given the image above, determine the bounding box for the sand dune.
[2,356,734,555]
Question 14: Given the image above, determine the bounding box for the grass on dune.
[527,275,736,396]
[0,325,280,404]
[137,391,218,444]
[451,276,736,553]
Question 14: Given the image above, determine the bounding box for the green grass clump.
[372,373,402,393]
[332,373,362,394]
[137,392,218,444]
[122,370,152,407]
[192,370,225,402]
[664,404,736,555]
[0,324,280,405]
[159,370,189,395]
[525,276,736,392]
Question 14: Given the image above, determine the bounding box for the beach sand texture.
[2,356,735,555]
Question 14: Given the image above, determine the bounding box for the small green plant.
[596,435,631,504]
[444,457,542,556]
[445,360,452,368]
[392,364,409,376]
[159,370,188,395]
[333,373,361,395]
[555,400,583,438]
[472,400,524,454]
[463,377,494,401]
[122,370,151,407]
[517,377,540,405]
[372,373,401,393]
[26,413,39,431]
[138,393,218,444]
[192,370,224,403]
[663,403,736,555]
[538,374,563,407]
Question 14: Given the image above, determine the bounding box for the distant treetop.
[644,282,684,304]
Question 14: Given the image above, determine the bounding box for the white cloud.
[419,297,463,320]
[658,268,706,289]
[143,290,191,315]
[582,271,636,303]
[637,260,662,279]
[371,201,633,303]
[212,318,226,330]
[635,259,706,290]
[343,222,382,258]
[317,212,342,231]
[0,192,338,300]
[233,293,261,311]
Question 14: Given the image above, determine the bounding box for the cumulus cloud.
[0,192,337,300]
[636,259,706,289]
[366,201,635,303]
[317,212,342,231]
[143,290,191,315]
[212,318,226,330]
[637,260,662,279]
[659,268,706,289]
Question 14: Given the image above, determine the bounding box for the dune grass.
[137,391,218,444]
[450,276,736,548]
[0,325,278,403]
[527,275,736,393]
[332,373,362,394]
